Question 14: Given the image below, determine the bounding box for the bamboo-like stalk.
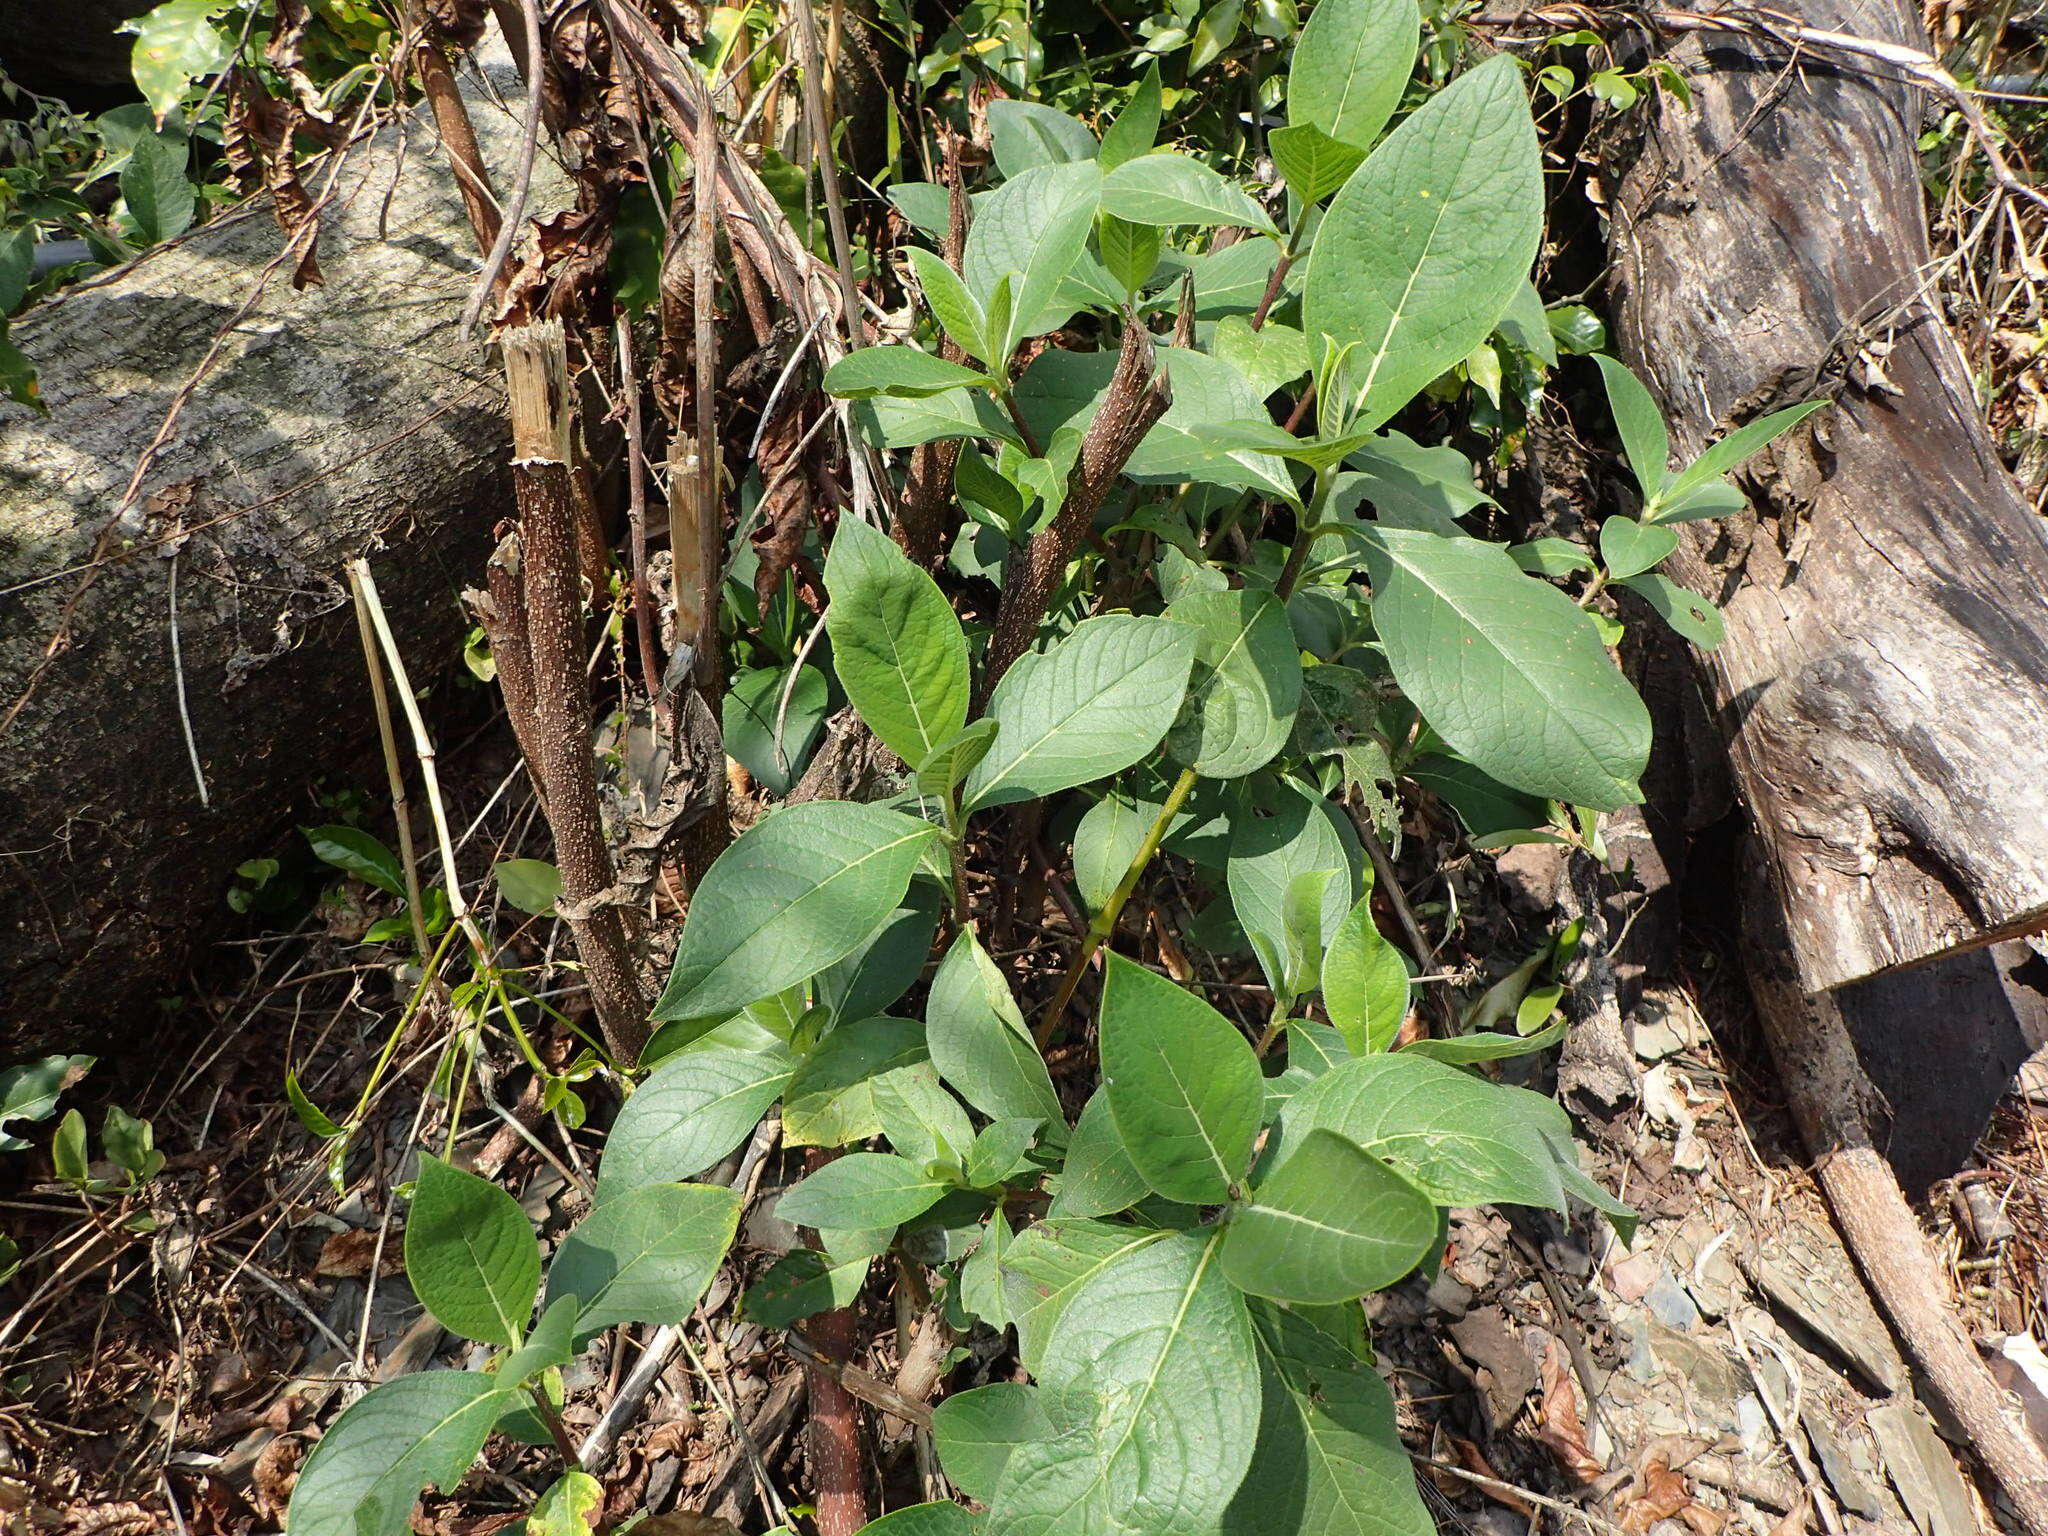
[348,566,432,959]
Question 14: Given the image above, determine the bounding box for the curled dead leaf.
[1534,1338,1603,1484]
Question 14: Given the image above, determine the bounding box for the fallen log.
[1599,0,2048,996]
[1598,0,2048,1523]
[0,45,555,1054]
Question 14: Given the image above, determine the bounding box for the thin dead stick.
[782,1331,936,1431]
[349,564,432,958]
[165,553,209,809]
[787,0,865,347]
[691,122,722,694]
[350,557,471,919]
[615,314,666,717]
[1411,1455,1631,1536]
[462,0,547,330]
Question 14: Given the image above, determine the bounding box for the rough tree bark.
[1601,0,2048,996]
[0,45,558,1054]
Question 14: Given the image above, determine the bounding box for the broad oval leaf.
[654,802,940,1022]
[1221,1304,1435,1536]
[963,615,1196,813]
[1101,152,1278,234]
[404,1155,539,1348]
[989,100,1099,177]
[1597,515,1677,580]
[1220,1129,1437,1301]
[1099,953,1264,1204]
[776,1151,950,1231]
[989,1230,1259,1536]
[825,516,971,767]
[1166,587,1303,779]
[1304,55,1541,433]
[855,1503,981,1535]
[905,246,990,367]
[1287,0,1419,150]
[722,664,829,796]
[781,1016,928,1148]
[286,1372,510,1536]
[1048,1089,1149,1219]
[1363,526,1650,809]
[963,161,1103,351]
[597,1022,794,1197]
[1621,572,1725,649]
[824,346,989,400]
[1322,891,1410,1054]
[1280,1051,1566,1209]
[546,1182,740,1339]
[1227,777,1358,999]
[999,1217,1168,1372]
[1593,354,1671,498]
[1269,123,1367,205]
[934,1382,1054,1503]
[927,928,1065,1127]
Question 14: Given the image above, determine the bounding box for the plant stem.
[348,566,432,961]
[1035,766,1198,1046]
[1273,467,1337,602]
[529,1380,581,1467]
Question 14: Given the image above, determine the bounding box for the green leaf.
[776,1152,950,1230]
[1165,587,1303,779]
[722,663,830,796]
[905,246,989,366]
[1598,515,1677,581]
[103,1106,163,1184]
[498,1294,580,1385]
[825,346,990,400]
[1280,1052,1566,1209]
[1124,347,1298,502]
[959,1207,1017,1325]
[825,516,971,766]
[890,182,951,240]
[527,1472,604,1536]
[1407,752,1550,839]
[966,1118,1046,1188]
[1620,572,1724,649]
[782,1016,928,1147]
[1653,476,1748,522]
[1322,891,1409,1053]
[1339,429,1494,533]
[917,718,1001,798]
[998,1217,1166,1371]
[1221,1130,1436,1301]
[1305,55,1542,433]
[285,1372,512,1536]
[1287,0,1419,150]
[1227,778,1357,1000]
[989,1230,1259,1536]
[654,802,939,1022]
[1099,64,1164,171]
[1099,953,1264,1203]
[1270,123,1367,204]
[285,1071,343,1139]
[1405,1016,1567,1064]
[1661,400,1827,506]
[1363,527,1650,809]
[872,1061,974,1167]
[52,1109,88,1186]
[1049,1090,1151,1219]
[963,615,1196,812]
[1211,316,1312,396]
[494,859,561,916]
[964,161,1103,351]
[989,101,1099,178]
[1098,214,1165,297]
[304,825,405,896]
[817,892,941,1023]
[854,388,1019,449]
[545,1182,740,1339]
[855,1503,981,1535]
[0,1055,93,1151]
[1221,1304,1434,1536]
[596,1022,793,1197]
[1071,790,1152,913]
[934,1382,1054,1503]
[120,130,194,245]
[1101,152,1279,234]
[1498,279,1559,367]
[122,0,231,125]
[745,1247,873,1327]
[404,1156,540,1348]
[927,929,1065,1126]
[1509,536,1595,578]
[1593,354,1670,497]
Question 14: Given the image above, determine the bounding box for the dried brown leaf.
[1535,1338,1603,1484]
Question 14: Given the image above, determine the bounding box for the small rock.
[1869,1400,1979,1536]
[1645,1268,1702,1331]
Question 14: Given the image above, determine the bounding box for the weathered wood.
[0,45,556,1053]
[1602,0,2048,993]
